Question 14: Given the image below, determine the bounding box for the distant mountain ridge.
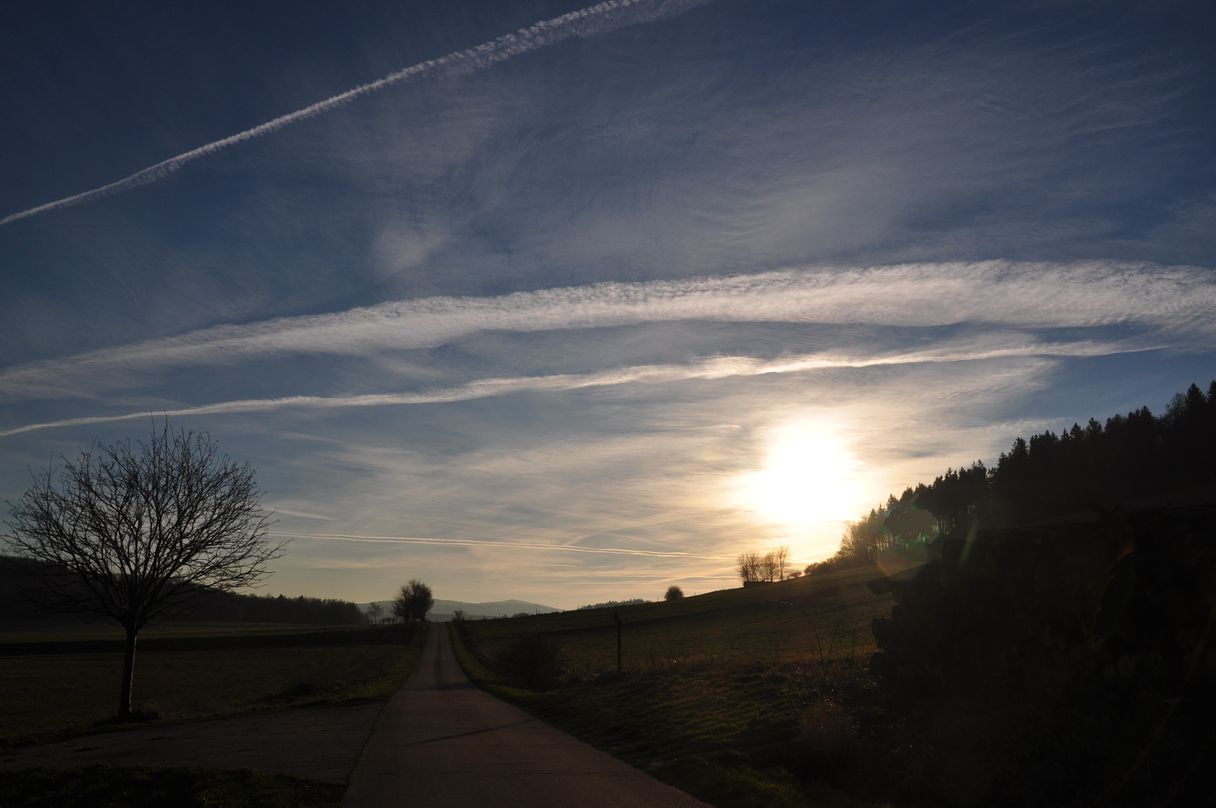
[362,597,560,620]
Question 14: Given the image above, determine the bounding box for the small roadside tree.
[664,585,684,601]
[3,422,281,718]
[393,579,433,622]
[391,587,410,622]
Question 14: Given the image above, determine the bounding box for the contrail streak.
[277,531,733,560]
[2,260,1204,402]
[0,338,1153,438]
[0,0,706,228]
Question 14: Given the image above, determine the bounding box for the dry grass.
[463,566,889,676]
[0,626,426,749]
[0,622,364,644]
[457,566,898,807]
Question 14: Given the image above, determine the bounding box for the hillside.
[462,566,885,673]
[0,556,366,631]
[457,503,1215,807]
[363,597,560,621]
[833,378,1216,568]
[456,565,888,805]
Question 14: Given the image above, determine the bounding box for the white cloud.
[276,532,733,560]
[0,332,1149,437]
[0,260,1208,401]
[368,217,449,281]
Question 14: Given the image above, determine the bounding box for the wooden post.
[614,611,622,672]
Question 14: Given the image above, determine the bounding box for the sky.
[2,0,1215,609]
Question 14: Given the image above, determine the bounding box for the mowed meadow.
[456,566,902,807]
[0,623,426,750]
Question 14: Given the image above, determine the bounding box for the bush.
[497,634,565,690]
[792,700,860,778]
[805,561,834,576]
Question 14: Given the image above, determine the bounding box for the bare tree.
[773,545,790,581]
[366,602,385,625]
[3,422,281,718]
[393,578,433,623]
[737,550,762,583]
[737,547,790,584]
[761,551,778,582]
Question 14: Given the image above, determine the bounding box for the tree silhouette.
[834,378,1216,562]
[664,585,684,601]
[393,579,433,622]
[3,422,281,718]
[737,547,792,583]
[737,550,763,583]
[772,545,790,580]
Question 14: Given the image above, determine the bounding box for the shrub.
[793,700,860,778]
[497,634,565,690]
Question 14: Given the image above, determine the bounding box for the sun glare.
[736,419,869,537]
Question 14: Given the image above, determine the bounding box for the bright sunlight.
[735,419,869,538]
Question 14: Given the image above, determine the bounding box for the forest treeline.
[830,379,1216,567]
[577,598,648,610]
[174,587,366,625]
[0,556,366,627]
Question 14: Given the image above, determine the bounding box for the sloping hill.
[455,565,891,806]
[0,556,365,632]
[460,565,888,675]
[364,598,560,621]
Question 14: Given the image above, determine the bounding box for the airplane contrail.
[3,259,1202,403]
[0,339,1156,438]
[0,0,707,228]
[277,531,734,560]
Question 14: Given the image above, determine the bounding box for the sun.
[735,419,868,532]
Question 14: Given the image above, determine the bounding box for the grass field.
[0,624,426,750]
[462,566,890,675]
[0,621,369,644]
[457,567,902,807]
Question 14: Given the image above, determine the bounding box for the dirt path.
[342,625,709,808]
[0,701,380,784]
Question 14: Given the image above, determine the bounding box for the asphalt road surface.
[0,701,378,784]
[342,624,710,807]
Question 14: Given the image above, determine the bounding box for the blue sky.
[2,0,1214,608]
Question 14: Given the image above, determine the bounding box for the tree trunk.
[119,625,138,718]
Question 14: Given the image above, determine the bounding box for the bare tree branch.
[2,419,283,716]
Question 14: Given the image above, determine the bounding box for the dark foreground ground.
[343,623,709,808]
[2,622,710,807]
[0,701,379,784]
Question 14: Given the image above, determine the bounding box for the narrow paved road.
[342,625,710,807]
